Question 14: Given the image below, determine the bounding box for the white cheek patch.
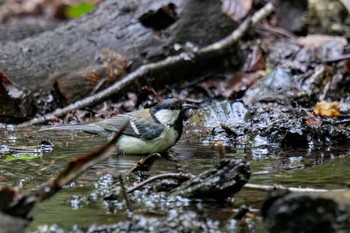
[155,109,180,125]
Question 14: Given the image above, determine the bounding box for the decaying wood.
[0,18,58,42]
[0,0,237,107]
[170,159,250,199]
[128,159,250,200]
[261,190,350,233]
[18,2,275,127]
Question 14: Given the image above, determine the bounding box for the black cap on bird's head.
[151,98,184,112]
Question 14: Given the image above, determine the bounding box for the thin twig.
[126,153,161,174]
[18,2,275,127]
[127,173,194,194]
[119,174,132,211]
[244,183,346,193]
[34,124,127,203]
[1,124,126,218]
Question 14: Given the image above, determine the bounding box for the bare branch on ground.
[244,183,346,193]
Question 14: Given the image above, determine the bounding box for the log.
[0,18,58,42]
[261,190,350,233]
[127,159,251,200]
[0,0,238,112]
[171,159,250,199]
[16,2,276,126]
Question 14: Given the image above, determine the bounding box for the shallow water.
[1,125,350,231]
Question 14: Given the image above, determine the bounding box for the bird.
[42,98,190,155]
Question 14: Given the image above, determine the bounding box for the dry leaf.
[221,0,252,22]
[313,101,340,117]
[305,111,322,128]
[216,141,225,159]
[297,35,347,61]
[243,45,266,72]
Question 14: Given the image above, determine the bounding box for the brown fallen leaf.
[305,111,322,128]
[221,0,252,22]
[344,59,350,75]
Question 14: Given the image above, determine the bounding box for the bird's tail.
[40,124,106,136]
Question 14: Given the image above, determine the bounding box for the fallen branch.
[18,2,275,127]
[171,159,250,199]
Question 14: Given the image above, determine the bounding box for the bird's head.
[150,98,190,126]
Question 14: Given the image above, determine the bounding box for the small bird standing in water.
[43,98,189,155]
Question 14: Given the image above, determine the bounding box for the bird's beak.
[182,103,194,111]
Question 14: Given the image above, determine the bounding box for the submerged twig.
[127,173,194,194]
[18,2,275,127]
[244,183,346,193]
[119,174,132,211]
[126,153,161,174]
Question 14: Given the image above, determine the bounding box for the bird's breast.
[116,126,179,154]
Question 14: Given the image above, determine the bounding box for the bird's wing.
[94,113,165,140]
[129,120,165,139]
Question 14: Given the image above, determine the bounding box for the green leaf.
[65,2,96,18]
[6,153,41,161]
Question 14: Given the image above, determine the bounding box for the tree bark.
[261,190,350,233]
[0,0,238,115]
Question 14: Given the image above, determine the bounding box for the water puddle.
[1,124,350,231]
